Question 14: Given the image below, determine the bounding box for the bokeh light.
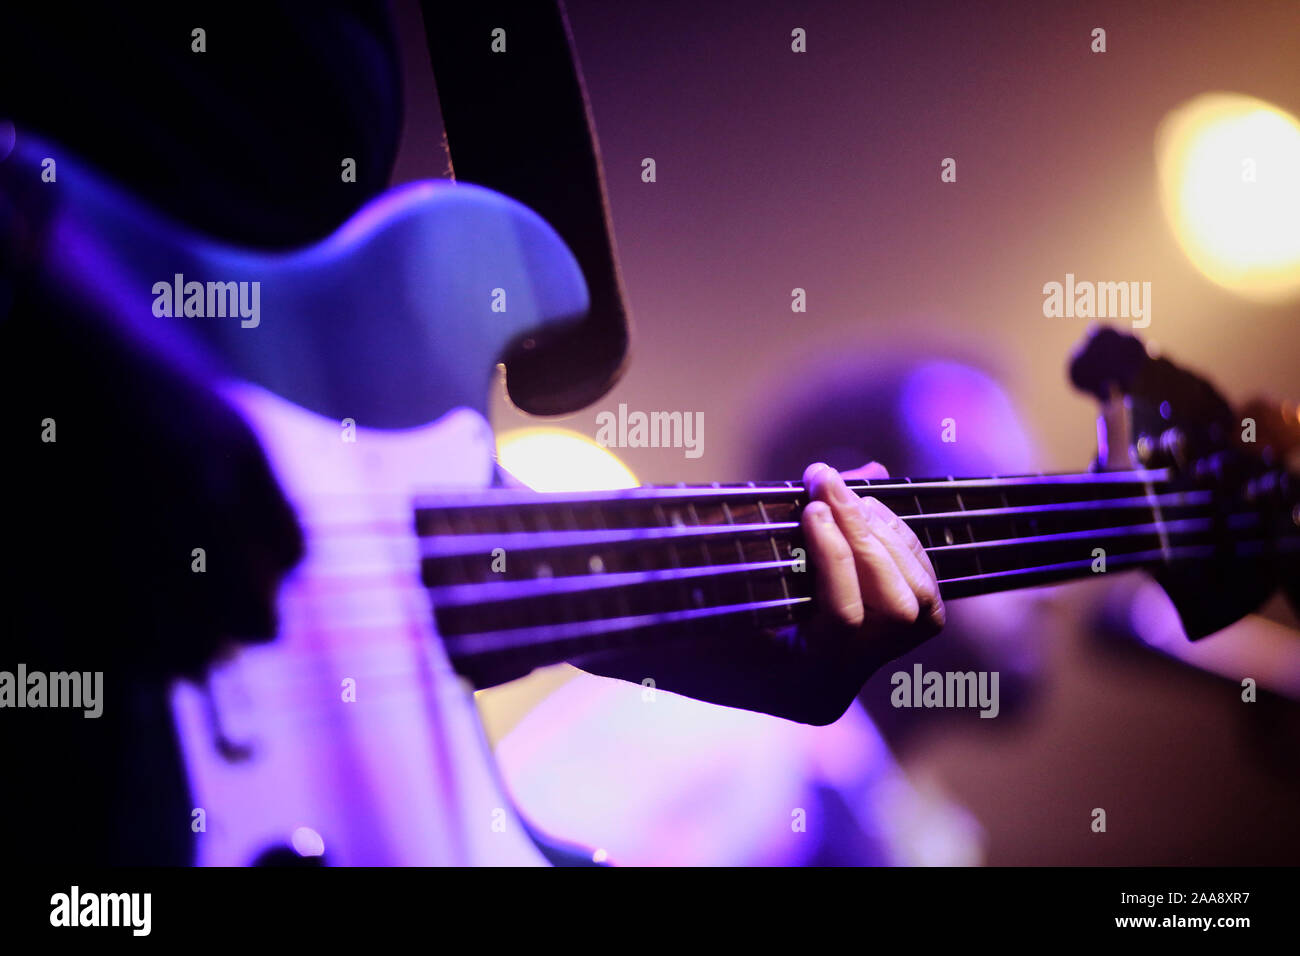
[496,427,638,492]
[1156,92,1300,302]
[290,826,325,858]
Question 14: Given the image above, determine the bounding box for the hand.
[570,460,947,727]
[790,461,946,720]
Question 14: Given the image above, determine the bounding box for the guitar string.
[400,525,1289,619]
[440,535,1299,659]
[410,469,1181,507]
[438,545,1222,658]
[244,519,1286,637]
[411,508,1230,561]
[261,468,1180,504]
[282,505,1284,605]
[201,533,1299,683]
[418,513,1252,606]
[292,496,1246,576]
[296,486,1208,541]
[270,470,1184,515]
[189,461,1289,666]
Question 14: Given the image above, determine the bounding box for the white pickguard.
[171,383,546,865]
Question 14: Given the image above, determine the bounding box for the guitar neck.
[414,468,1254,681]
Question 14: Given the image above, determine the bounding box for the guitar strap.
[419,0,632,416]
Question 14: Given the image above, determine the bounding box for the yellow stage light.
[496,427,638,492]
[1156,92,1300,302]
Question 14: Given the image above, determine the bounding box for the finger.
[841,461,889,480]
[821,465,946,616]
[860,497,946,631]
[802,500,865,629]
[814,462,933,580]
[831,462,937,582]
[890,500,941,582]
[806,464,920,624]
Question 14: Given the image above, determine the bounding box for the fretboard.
[413,468,1267,682]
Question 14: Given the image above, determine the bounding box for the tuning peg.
[1135,433,1157,466]
[1245,468,1295,506]
[1159,427,1189,469]
[1069,326,1151,401]
[1193,452,1229,484]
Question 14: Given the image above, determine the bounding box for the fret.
[684,499,706,612]
[651,499,694,628]
[587,499,628,659]
[954,484,982,577]
[753,483,796,630]
[720,496,761,628]
[428,499,472,652]
[501,495,528,572]
[905,477,930,550]
[517,499,550,674]
[997,479,1014,558]
[781,479,807,629]
[907,479,979,581]
[991,479,1018,581]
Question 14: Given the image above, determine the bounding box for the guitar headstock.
[1069,325,1300,638]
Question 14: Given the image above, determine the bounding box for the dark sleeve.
[0,2,402,249]
[420,0,630,415]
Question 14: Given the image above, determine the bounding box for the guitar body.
[4,133,589,864]
[172,389,545,865]
[12,138,590,428]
